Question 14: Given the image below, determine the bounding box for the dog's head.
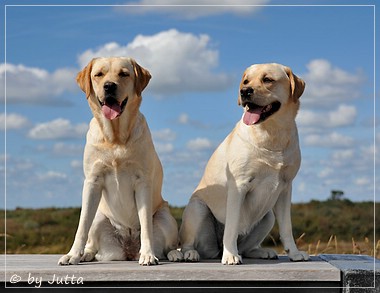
[238,63,305,126]
[76,57,151,120]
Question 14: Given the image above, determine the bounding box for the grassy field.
[1,199,379,258]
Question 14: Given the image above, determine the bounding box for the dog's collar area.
[242,101,281,125]
[98,96,129,120]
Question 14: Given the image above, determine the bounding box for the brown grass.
[268,234,380,259]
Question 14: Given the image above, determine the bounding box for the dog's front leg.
[135,183,158,266]
[58,178,103,265]
[274,185,309,261]
[222,182,245,265]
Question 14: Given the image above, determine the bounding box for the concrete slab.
[1,254,341,290]
[319,254,380,293]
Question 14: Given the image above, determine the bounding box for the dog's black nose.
[240,87,254,99]
[104,82,117,93]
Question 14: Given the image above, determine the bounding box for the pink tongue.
[102,103,121,120]
[243,108,262,125]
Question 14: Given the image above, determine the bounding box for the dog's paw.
[247,248,278,259]
[58,254,81,265]
[167,250,183,262]
[139,253,159,266]
[183,250,200,262]
[81,250,96,262]
[288,250,309,262]
[222,252,242,265]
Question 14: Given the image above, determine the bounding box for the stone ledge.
[1,254,379,292]
[319,254,379,293]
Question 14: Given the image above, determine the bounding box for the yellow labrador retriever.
[179,63,309,264]
[58,57,182,266]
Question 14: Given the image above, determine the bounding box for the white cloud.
[53,142,84,156]
[176,112,210,129]
[78,29,232,95]
[178,113,189,124]
[297,104,357,128]
[331,149,355,161]
[2,29,233,106]
[70,160,82,170]
[152,128,177,142]
[4,155,35,173]
[118,0,270,19]
[302,59,365,107]
[318,167,333,178]
[28,118,88,140]
[355,177,371,186]
[304,132,354,148]
[186,137,213,151]
[4,154,83,209]
[0,112,31,131]
[155,142,174,154]
[37,170,68,182]
[151,128,176,156]
[0,64,77,105]
[294,137,375,201]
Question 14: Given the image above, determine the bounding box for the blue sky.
[1,0,378,209]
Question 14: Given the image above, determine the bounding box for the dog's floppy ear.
[132,60,151,97]
[237,72,247,106]
[284,66,305,102]
[76,58,97,99]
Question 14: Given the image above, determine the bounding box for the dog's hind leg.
[179,197,220,261]
[238,210,278,259]
[152,202,183,262]
[82,211,125,262]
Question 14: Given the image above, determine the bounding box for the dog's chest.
[92,146,145,228]
[101,166,141,224]
[239,150,298,226]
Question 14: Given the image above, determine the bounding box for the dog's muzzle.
[98,96,128,120]
[240,87,281,125]
[97,81,129,120]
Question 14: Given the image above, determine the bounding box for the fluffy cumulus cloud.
[0,112,31,131]
[323,144,374,198]
[78,29,232,95]
[296,59,365,171]
[304,132,354,148]
[152,128,177,142]
[178,113,190,125]
[3,154,84,208]
[302,59,365,107]
[297,104,357,128]
[154,142,175,154]
[37,170,68,182]
[151,128,177,156]
[330,149,355,161]
[118,0,270,19]
[3,29,231,106]
[0,64,77,105]
[52,142,84,156]
[70,160,82,170]
[28,118,88,140]
[176,112,210,129]
[186,137,213,151]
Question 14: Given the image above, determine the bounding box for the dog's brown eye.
[119,71,130,77]
[263,77,273,83]
[94,72,103,77]
[243,79,249,85]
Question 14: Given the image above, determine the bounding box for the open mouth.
[242,101,281,125]
[98,96,128,120]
